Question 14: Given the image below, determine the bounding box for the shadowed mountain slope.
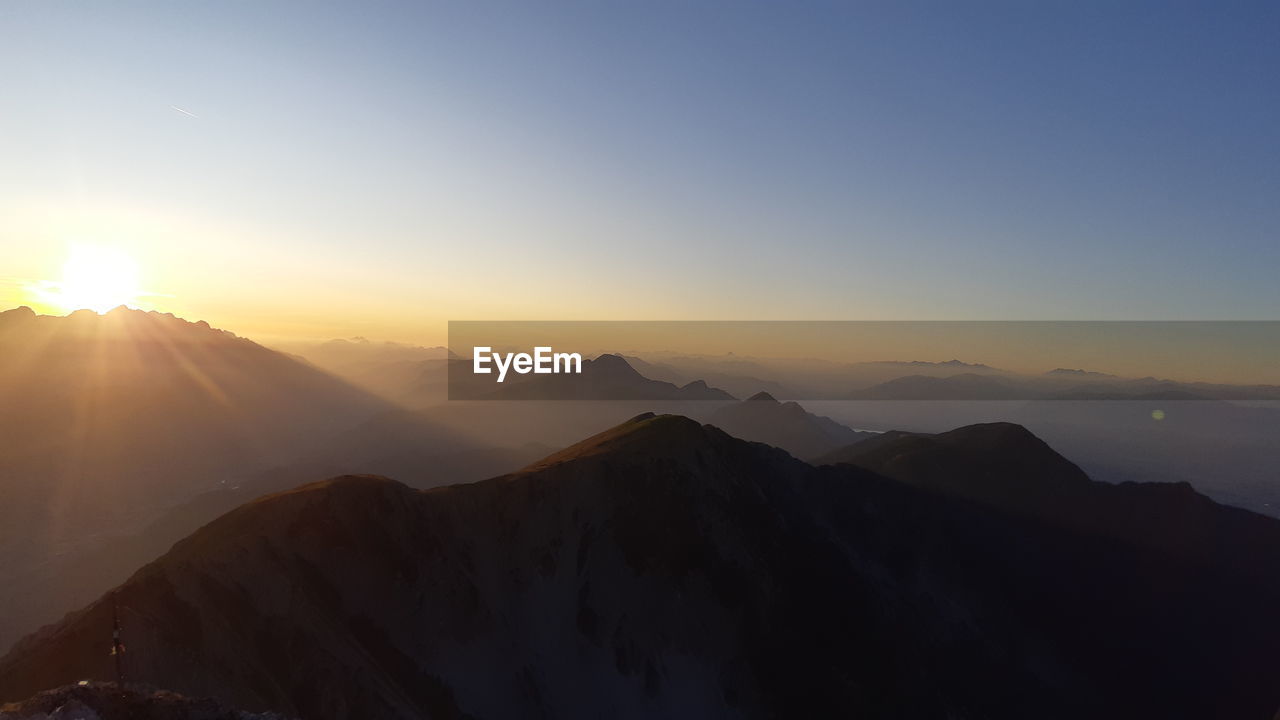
[816,422,1280,569]
[1,416,1278,719]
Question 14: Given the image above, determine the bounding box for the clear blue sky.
[2,1,1278,340]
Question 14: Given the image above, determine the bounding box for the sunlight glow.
[41,245,143,314]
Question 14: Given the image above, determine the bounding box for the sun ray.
[33,245,143,314]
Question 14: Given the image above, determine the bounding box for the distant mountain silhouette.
[846,370,1274,401]
[277,337,452,406]
[3,415,1278,719]
[707,392,877,459]
[861,359,998,371]
[455,353,736,401]
[566,352,1280,401]
[621,355,794,400]
[1045,367,1117,378]
[1045,388,1213,401]
[848,372,1025,400]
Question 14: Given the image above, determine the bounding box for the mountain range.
[450,353,736,401]
[846,371,1280,401]
[281,337,1280,406]
[0,307,540,653]
[0,306,388,527]
[2,414,1277,719]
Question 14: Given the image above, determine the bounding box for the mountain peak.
[932,421,1045,451]
[1046,367,1116,378]
[818,421,1090,507]
[710,395,875,460]
[591,352,631,366]
[0,304,244,344]
[585,353,645,378]
[564,410,708,448]
[473,353,734,401]
[258,473,404,502]
[942,359,988,367]
[1,305,36,318]
[519,413,740,473]
[0,305,37,328]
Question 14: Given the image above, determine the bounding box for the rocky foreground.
[0,682,291,719]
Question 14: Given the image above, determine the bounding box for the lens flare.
[40,245,143,313]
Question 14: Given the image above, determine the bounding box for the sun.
[44,245,143,314]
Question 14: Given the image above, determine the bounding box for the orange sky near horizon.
[3,238,1277,386]
[0,227,1001,348]
[2,223,813,347]
[5,242,1279,387]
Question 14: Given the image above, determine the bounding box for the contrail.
[169,105,200,119]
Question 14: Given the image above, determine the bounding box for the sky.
[2,1,1278,344]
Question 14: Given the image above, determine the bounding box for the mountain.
[847,373,1251,401]
[817,422,1280,563]
[3,415,1278,719]
[456,353,736,401]
[859,359,999,372]
[282,337,451,370]
[847,372,1025,400]
[1045,367,1117,379]
[620,355,794,400]
[816,424,1094,508]
[607,355,1014,400]
[848,367,1280,401]
[0,306,391,527]
[0,307,519,654]
[616,354,852,400]
[274,338,453,407]
[9,418,555,663]
[706,392,877,460]
[0,682,290,719]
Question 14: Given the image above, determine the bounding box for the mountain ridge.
[2,415,1278,718]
